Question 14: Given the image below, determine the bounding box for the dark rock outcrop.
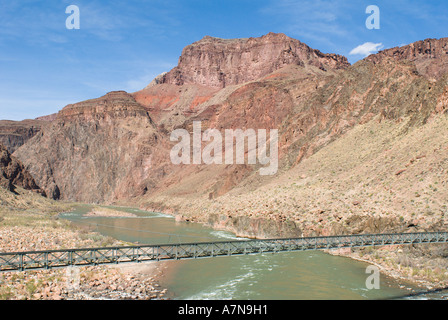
[0,144,44,194]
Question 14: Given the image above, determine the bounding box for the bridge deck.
[0,232,447,272]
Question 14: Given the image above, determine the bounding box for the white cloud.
[350,42,384,57]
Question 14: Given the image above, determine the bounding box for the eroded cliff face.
[132,33,349,132]
[14,91,164,202]
[0,144,43,194]
[160,32,350,89]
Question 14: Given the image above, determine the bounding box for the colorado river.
[60,204,441,300]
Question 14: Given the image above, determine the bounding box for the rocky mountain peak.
[160,33,350,88]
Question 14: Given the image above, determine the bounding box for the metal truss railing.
[1,232,447,272]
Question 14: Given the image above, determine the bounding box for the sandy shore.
[0,207,169,300]
[85,207,138,218]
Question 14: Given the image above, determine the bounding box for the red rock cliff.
[161,32,350,88]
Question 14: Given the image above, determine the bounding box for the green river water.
[60,204,447,300]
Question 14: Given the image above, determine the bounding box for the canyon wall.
[9,34,448,231]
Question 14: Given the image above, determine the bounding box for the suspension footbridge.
[1,232,447,272]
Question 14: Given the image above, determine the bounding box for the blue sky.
[0,0,447,120]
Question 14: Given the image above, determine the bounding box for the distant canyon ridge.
[2,32,448,237]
